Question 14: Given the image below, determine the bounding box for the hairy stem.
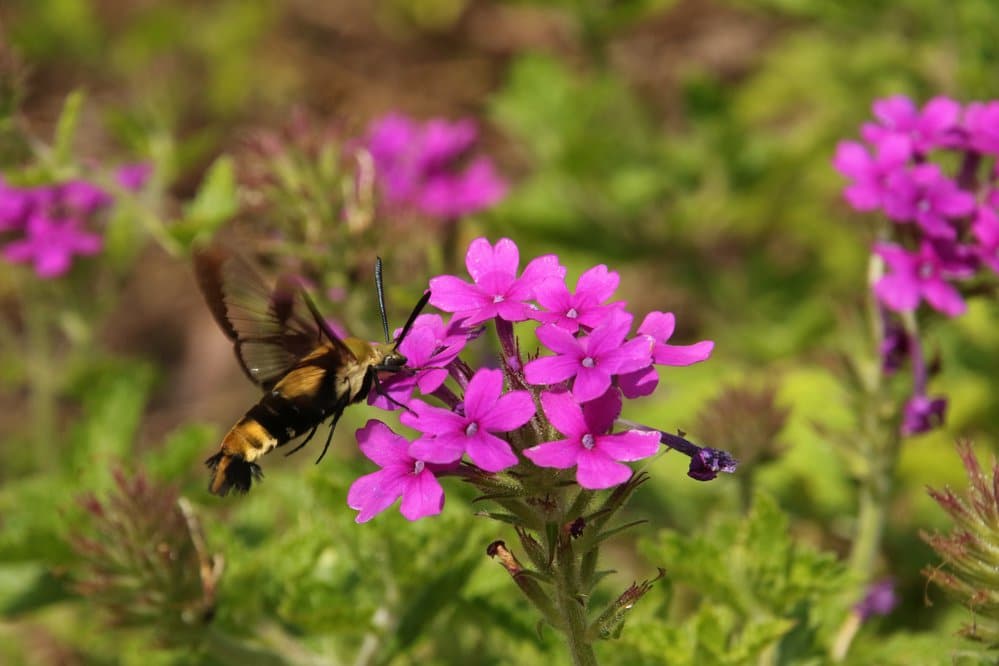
[553,538,598,666]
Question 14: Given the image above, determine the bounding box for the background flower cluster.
[834,96,999,435]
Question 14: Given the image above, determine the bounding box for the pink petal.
[654,340,714,366]
[536,324,583,356]
[465,432,518,472]
[580,389,622,433]
[466,237,518,282]
[602,335,654,375]
[408,433,466,464]
[399,468,445,520]
[400,400,464,436]
[524,354,580,385]
[541,390,587,438]
[416,368,449,394]
[874,274,920,312]
[585,311,632,356]
[356,420,412,467]
[534,276,572,313]
[572,365,612,403]
[595,430,660,462]
[575,264,619,303]
[480,390,535,432]
[617,366,658,398]
[637,311,675,341]
[832,141,872,179]
[34,250,72,278]
[922,279,966,317]
[523,439,580,468]
[520,254,566,293]
[348,468,406,523]
[575,450,633,489]
[428,275,486,313]
[463,368,503,420]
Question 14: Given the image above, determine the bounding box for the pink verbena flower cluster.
[832,95,999,435]
[363,114,507,220]
[834,95,999,318]
[347,237,732,523]
[0,164,150,279]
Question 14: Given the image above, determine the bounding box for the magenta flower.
[901,394,947,436]
[524,390,660,489]
[404,368,535,472]
[525,310,653,403]
[882,164,975,239]
[115,163,153,191]
[964,101,999,155]
[618,311,715,399]
[429,237,565,325]
[347,420,449,523]
[873,241,966,317]
[861,95,963,153]
[365,113,507,219]
[370,314,473,409]
[3,214,102,278]
[532,264,623,332]
[0,180,34,231]
[832,136,910,212]
[972,196,999,273]
[58,180,113,214]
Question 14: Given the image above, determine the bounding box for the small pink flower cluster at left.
[347,237,732,523]
[0,164,150,278]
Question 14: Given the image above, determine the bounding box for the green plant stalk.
[26,291,57,471]
[553,538,598,666]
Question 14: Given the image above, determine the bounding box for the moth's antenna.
[375,257,391,344]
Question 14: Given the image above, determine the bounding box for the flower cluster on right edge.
[347,237,735,523]
[834,96,999,435]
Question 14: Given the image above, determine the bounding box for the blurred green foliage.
[2,0,999,663]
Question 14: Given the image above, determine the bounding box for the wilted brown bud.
[694,384,788,468]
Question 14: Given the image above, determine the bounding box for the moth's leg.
[372,371,415,414]
[315,410,344,464]
[284,423,319,457]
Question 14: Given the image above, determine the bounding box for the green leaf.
[170,156,238,250]
[53,90,85,168]
[388,544,482,658]
[0,564,71,618]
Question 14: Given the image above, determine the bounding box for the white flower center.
[917,198,931,213]
[918,261,934,279]
[581,434,596,450]
[465,422,479,437]
[566,307,578,319]
[581,356,595,368]
[413,460,425,474]
[493,294,505,304]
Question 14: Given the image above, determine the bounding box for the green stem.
[554,540,598,666]
[25,293,57,471]
[847,473,890,578]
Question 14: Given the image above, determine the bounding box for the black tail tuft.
[205,452,263,496]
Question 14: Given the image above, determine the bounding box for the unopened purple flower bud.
[687,447,739,481]
[901,394,946,436]
[855,579,898,621]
